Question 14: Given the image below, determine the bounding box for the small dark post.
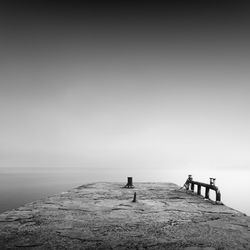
[124,177,134,188]
[205,187,210,199]
[188,175,193,181]
[191,183,194,192]
[197,185,201,195]
[132,192,136,202]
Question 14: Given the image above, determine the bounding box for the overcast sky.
[1,1,250,171]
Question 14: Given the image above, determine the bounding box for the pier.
[0,182,249,249]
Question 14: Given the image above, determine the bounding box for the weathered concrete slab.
[0,182,250,249]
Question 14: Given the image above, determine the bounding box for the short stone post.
[132,192,136,202]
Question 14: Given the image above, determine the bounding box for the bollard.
[132,192,136,202]
[127,177,133,186]
[124,177,134,188]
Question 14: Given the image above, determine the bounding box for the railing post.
[191,183,194,192]
[197,185,201,195]
[210,178,216,185]
[184,175,193,190]
[216,190,221,202]
[205,187,210,199]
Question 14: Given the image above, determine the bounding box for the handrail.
[184,175,222,204]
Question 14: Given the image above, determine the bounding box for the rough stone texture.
[0,182,250,249]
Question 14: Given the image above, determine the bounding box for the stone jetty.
[0,182,250,249]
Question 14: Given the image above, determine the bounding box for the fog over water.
[1,2,250,215]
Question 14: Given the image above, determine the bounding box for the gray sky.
[1,2,250,171]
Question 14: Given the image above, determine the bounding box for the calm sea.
[0,167,249,215]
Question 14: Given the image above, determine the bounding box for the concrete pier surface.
[0,182,250,249]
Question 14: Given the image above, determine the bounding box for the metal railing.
[184,175,222,204]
